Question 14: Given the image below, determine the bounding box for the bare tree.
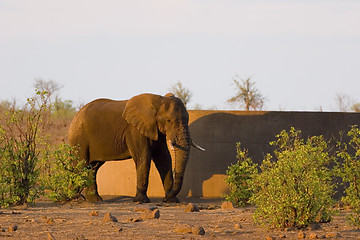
[168,81,192,107]
[351,103,360,112]
[33,79,63,107]
[33,79,69,117]
[335,94,353,112]
[227,75,264,111]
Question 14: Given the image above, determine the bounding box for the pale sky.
[1,0,359,111]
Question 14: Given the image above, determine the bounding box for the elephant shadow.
[179,111,356,199]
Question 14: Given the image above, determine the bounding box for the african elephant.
[68,93,204,203]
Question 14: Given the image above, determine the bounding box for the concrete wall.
[97,110,360,198]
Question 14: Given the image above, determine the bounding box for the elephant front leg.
[152,149,179,203]
[133,156,151,203]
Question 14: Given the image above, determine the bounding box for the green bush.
[250,128,335,228]
[224,143,258,206]
[0,91,47,207]
[0,89,93,206]
[336,125,360,225]
[40,143,94,202]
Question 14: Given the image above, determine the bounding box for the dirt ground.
[1,196,360,240]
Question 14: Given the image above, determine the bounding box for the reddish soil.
[1,196,360,240]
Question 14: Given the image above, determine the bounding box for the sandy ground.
[1,196,360,240]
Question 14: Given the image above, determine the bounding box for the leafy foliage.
[249,128,335,228]
[0,90,47,207]
[336,125,360,225]
[0,82,91,207]
[224,143,258,206]
[40,143,94,202]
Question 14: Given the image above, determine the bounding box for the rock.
[234,223,242,230]
[89,210,99,216]
[103,213,118,222]
[127,217,143,222]
[48,232,56,240]
[141,208,160,219]
[309,232,318,239]
[175,224,193,234]
[8,224,18,232]
[184,203,200,212]
[266,236,275,240]
[175,224,205,235]
[191,226,205,235]
[298,230,305,239]
[1,228,6,232]
[118,227,123,232]
[325,232,341,238]
[221,201,234,209]
[134,206,158,212]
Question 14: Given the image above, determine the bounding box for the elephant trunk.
[167,125,191,199]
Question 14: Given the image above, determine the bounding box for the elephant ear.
[123,94,159,141]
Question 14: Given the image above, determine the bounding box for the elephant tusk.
[191,140,206,152]
[168,140,175,150]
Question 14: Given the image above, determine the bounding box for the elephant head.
[123,93,197,200]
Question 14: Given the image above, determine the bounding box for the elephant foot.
[163,196,180,203]
[133,194,150,203]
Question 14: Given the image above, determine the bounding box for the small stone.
[118,227,123,232]
[141,209,160,219]
[309,232,318,239]
[89,210,99,216]
[221,201,234,209]
[234,223,242,230]
[134,206,158,212]
[266,236,275,240]
[185,203,200,212]
[1,228,5,232]
[175,224,193,234]
[191,226,205,235]
[298,230,305,239]
[325,232,341,238]
[48,232,56,240]
[8,224,18,232]
[103,212,118,222]
[175,224,205,235]
[127,217,143,222]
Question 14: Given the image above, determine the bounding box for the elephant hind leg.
[82,161,105,202]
